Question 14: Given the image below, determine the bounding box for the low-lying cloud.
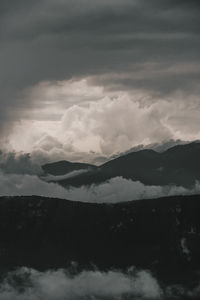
[63,177,200,203]
[0,172,67,199]
[1,266,200,300]
[1,172,200,202]
[42,169,89,182]
[0,267,162,300]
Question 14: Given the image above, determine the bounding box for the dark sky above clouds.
[0,0,200,160]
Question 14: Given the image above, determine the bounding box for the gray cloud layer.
[2,266,200,300]
[0,267,161,300]
[0,172,200,203]
[0,151,42,174]
[0,0,200,140]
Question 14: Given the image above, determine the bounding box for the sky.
[0,0,200,163]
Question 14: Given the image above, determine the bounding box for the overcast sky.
[0,0,200,162]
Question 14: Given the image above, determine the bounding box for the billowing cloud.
[0,0,200,153]
[5,79,200,161]
[0,267,162,300]
[60,93,172,155]
[2,266,200,300]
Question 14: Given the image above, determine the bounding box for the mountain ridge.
[41,142,200,188]
[42,160,96,176]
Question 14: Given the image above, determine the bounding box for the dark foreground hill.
[43,142,200,188]
[1,194,200,280]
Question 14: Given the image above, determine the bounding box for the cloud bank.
[0,172,200,203]
[0,267,162,300]
[6,79,200,162]
[2,266,200,300]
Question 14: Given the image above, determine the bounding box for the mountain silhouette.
[42,160,97,176]
[42,142,200,188]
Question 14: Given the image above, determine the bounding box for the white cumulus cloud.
[6,78,200,162]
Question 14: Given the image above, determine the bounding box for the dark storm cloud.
[0,0,199,135]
